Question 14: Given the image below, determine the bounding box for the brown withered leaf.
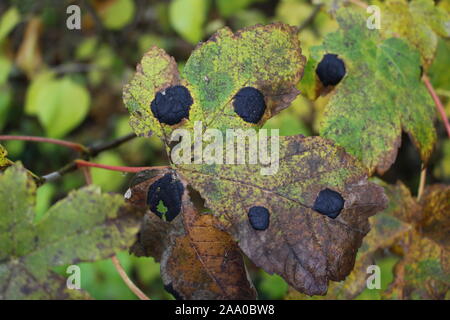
[419,184,450,249]
[177,135,388,296]
[384,231,449,300]
[127,169,257,300]
[286,181,413,299]
[377,182,450,299]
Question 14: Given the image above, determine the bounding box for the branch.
[111,255,150,300]
[87,133,137,157]
[0,135,88,153]
[74,159,167,173]
[298,5,323,33]
[423,75,450,139]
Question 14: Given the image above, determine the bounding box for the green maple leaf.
[381,0,450,67]
[0,164,143,299]
[123,23,306,141]
[176,135,387,296]
[300,8,437,174]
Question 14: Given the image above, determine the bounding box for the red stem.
[423,75,450,138]
[0,135,88,153]
[74,159,167,173]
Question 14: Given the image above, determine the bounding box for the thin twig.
[423,75,450,138]
[0,135,88,153]
[81,167,93,185]
[417,166,426,201]
[74,159,167,173]
[298,5,323,33]
[4,133,140,183]
[111,255,150,300]
[87,133,137,157]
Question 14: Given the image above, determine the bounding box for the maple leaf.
[383,183,449,300]
[381,0,450,67]
[176,135,387,295]
[127,169,257,300]
[123,23,306,141]
[300,8,437,174]
[0,164,144,299]
[288,181,449,299]
[286,180,416,299]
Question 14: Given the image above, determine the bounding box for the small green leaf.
[169,0,209,44]
[24,71,55,115]
[216,0,259,18]
[0,164,143,299]
[0,6,20,43]
[34,76,91,138]
[99,0,136,30]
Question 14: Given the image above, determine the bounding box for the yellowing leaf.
[15,17,43,78]
[0,144,13,171]
[124,24,305,140]
[301,8,436,174]
[381,0,450,67]
[177,135,387,295]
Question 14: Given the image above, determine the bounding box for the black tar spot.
[233,87,266,124]
[316,54,346,86]
[313,188,345,219]
[248,206,270,231]
[147,173,184,222]
[150,85,193,125]
[164,282,183,300]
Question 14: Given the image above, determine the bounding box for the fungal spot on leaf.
[147,173,184,222]
[248,206,270,230]
[316,54,346,86]
[312,188,345,219]
[164,282,183,300]
[150,85,193,125]
[233,87,266,124]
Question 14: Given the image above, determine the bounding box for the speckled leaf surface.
[123,24,305,140]
[376,182,450,299]
[300,8,437,174]
[381,0,450,67]
[177,135,388,295]
[128,169,257,300]
[0,164,143,299]
[123,47,180,140]
[0,144,13,171]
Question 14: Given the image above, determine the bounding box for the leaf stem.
[74,159,167,173]
[417,166,426,201]
[422,75,450,139]
[0,135,88,153]
[111,255,150,300]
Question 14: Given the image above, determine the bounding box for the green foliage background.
[0,0,448,299]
